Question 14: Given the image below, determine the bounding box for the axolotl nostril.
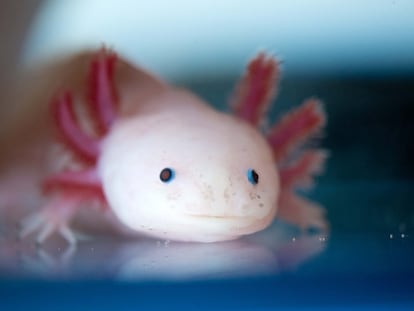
[7,48,327,244]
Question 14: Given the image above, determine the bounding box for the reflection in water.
[0,219,328,280]
[116,239,278,280]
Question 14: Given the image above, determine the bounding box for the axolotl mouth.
[178,209,276,237]
[184,213,268,222]
[187,214,246,219]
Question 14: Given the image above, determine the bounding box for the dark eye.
[247,169,259,185]
[160,167,175,183]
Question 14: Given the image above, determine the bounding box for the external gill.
[230,52,328,232]
[21,48,119,245]
[50,48,119,165]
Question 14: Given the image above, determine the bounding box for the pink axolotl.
[2,48,327,244]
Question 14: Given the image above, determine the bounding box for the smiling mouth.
[182,213,271,235]
[184,210,274,226]
[186,214,246,220]
[184,214,261,227]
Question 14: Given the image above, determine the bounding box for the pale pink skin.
[1,49,327,244]
[100,90,279,242]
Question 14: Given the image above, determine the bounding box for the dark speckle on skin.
[249,192,259,200]
[259,203,264,208]
[223,187,230,201]
[167,190,182,200]
[223,191,228,199]
[202,183,215,201]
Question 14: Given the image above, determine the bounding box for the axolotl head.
[98,91,279,242]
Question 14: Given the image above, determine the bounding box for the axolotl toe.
[5,48,327,244]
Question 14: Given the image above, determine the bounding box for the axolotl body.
[11,49,327,244]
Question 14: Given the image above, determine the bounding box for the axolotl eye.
[247,169,259,185]
[160,167,175,183]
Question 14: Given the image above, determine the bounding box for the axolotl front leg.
[21,50,118,244]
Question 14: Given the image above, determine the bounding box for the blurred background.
[0,0,413,309]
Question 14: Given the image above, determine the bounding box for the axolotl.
[3,48,327,244]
